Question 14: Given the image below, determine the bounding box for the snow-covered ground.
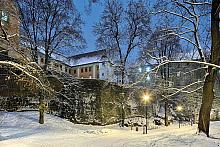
[0,111,220,147]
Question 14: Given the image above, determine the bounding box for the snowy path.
[0,111,220,147]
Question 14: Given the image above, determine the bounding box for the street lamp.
[143,93,151,134]
[176,105,183,128]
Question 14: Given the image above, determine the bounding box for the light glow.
[176,105,183,112]
[142,93,150,103]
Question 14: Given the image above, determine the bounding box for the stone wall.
[49,77,130,125]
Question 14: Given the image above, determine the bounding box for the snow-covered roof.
[69,56,102,66]
[39,49,107,67]
[50,53,70,65]
[68,50,107,67]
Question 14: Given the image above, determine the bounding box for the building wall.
[0,0,20,59]
[71,63,100,79]
[38,54,71,74]
[99,62,115,82]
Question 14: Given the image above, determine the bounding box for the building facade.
[69,50,114,81]
[38,50,115,82]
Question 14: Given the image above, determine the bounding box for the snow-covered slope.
[0,111,220,147]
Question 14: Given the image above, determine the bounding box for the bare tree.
[94,0,151,127]
[140,27,182,126]
[94,0,151,85]
[15,0,42,62]
[0,16,53,124]
[141,0,220,137]
[16,0,85,70]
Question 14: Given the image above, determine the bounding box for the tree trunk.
[121,104,125,127]
[33,46,38,63]
[43,47,49,71]
[198,68,216,136]
[198,0,220,137]
[39,96,45,124]
[120,66,125,127]
[165,100,168,126]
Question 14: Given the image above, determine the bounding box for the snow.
[50,53,70,65]
[69,56,101,66]
[39,47,105,67]
[0,111,220,147]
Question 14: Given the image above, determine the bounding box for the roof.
[69,50,106,59]
[39,49,108,67]
[68,50,107,67]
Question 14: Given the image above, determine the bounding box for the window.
[74,69,76,74]
[81,68,83,73]
[69,69,71,74]
[60,65,62,70]
[0,10,9,22]
[85,67,88,72]
[102,73,104,76]
[40,58,44,63]
[65,67,68,72]
[96,65,99,70]
[89,67,92,72]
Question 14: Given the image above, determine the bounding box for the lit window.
[146,66,151,72]
[139,68,142,72]
[0,10,9,22]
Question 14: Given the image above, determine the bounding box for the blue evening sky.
[74,1,104,53]
[74,0,152,62]
[74,0,134,53]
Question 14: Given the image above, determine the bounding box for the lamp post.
[143,94,150,134]
[176,105,183,128]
